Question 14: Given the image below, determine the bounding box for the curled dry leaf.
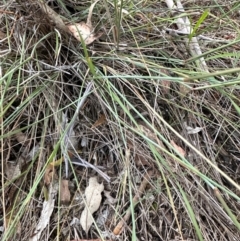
[30,184,57,241]
[67,0,102,45]
[44,158,62,186]
[5,162,21,180]
[60,179,71,204]
[44,164,55,186]
[68,23,99,45]
[15,131,28,145]
[170,140,186,157]
[80,177,104,233]
[91,114,107,129]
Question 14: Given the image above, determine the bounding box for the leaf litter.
[80,177,104,234]
[29,183,58,241]
[1,0,240,241]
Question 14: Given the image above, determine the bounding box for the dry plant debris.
[67,0,103,45]
[29,184,58,241]
[37,0,102,45]
[60,179,71,204]
[1,0,240,240]
[80,177,104,234]
[113,169,154,236]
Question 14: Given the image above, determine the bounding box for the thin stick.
[37,0,70,33]
[165,0,209,72]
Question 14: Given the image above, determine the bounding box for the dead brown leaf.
[44,164,55,186]
[60,179,71,204]
[91,114,107,129]
[170,140,186,157]
[0,30,6,39]
[44,158,63,186]
[15,131,28,145]
[5,162,21,180]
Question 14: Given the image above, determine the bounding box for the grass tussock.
[0,0,240,241]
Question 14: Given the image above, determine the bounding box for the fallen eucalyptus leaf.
[186,126,203,134]
[80,177,104,233]
[30,183,58,241]
[67,0,102,45]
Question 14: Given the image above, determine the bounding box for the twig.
[164,27,232,44]
[165,0,209,72]
[36,0,70,33]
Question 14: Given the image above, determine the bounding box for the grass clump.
[0,0,240,240]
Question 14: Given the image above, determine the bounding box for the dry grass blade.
[113,170,154,235]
